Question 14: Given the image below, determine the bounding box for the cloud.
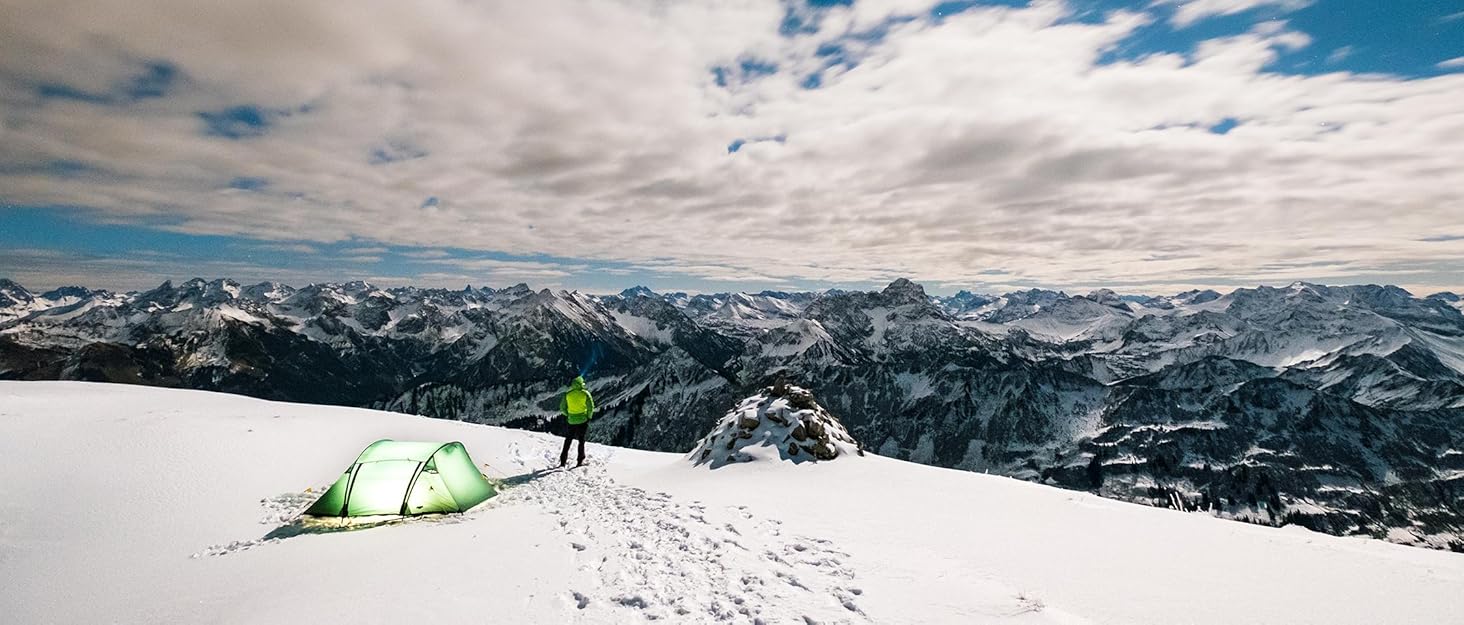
[253,242,320,254]
[1439,57,1464,70]
[1156,0,1314,28]
[0,0,1460,295]
[0,247,379,291]
[421,256,584,281]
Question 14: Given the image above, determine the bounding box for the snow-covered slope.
[3,382,1462,625]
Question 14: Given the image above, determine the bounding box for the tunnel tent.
[305,440,496,517]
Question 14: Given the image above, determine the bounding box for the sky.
[1,0,1462,297]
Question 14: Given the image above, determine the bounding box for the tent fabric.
[304,440,496,517]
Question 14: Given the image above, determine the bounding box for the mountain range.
[2,276,1461,550]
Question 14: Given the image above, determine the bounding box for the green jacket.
[560,376,595,425]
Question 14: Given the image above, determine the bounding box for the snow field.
[2,381,1462,625]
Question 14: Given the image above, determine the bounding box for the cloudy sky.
[1,0,1462,296]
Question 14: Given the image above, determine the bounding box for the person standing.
[558,376,594,468]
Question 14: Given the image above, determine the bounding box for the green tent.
[305,440,496,517]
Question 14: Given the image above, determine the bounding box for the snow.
[3,381,1464,625]
[29,298,107,323]
[1274,346,1332,368]
[1008,310,1130,343]
[547,290,602,328]
[610,309,676,345]
[893,371,937,401]
[1125,420,1226,434]
[1414,331,1464,376]
[759,318,835,358]
[864,307,891,346]
[468,333,501,360]
[702,293,807,323]
[215,304,265,325]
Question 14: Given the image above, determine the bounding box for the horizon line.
[3,275,1460,300]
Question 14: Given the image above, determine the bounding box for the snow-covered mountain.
[2,276,1462,550]
[666,289,819,332]
[4,382,1462,624]
[0,279,114,323]
[1429,291,1464,314]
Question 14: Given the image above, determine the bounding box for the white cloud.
[1155,0,1314,28]
[253,242,320,255]
[336,255,382,264]
[0,0,1461,295]
[1324,46,1352,65]
[340,246,389,255]
[421,256,584,281]
[1439,57,1464,70]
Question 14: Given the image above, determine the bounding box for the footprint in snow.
[502,442,871,623]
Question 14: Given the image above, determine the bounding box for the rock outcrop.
[688,384,862,468]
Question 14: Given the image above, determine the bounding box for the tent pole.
[400,461,426,516]
[340,464,362,518]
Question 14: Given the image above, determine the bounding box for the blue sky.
[1,0,1461,296]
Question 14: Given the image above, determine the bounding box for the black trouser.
[560,420,588,466]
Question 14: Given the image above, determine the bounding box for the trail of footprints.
[509,446,870,624]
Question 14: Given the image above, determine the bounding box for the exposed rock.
[787,388,818,410]
[813,441,838,461]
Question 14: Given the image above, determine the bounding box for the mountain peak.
[1085,288,1121,303]
[620,286,656,298]
[499,283,532,298]
[880,278,927,304]
[1176,289,1222,304]
[0,278,34,307]
[40,286,94,300]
